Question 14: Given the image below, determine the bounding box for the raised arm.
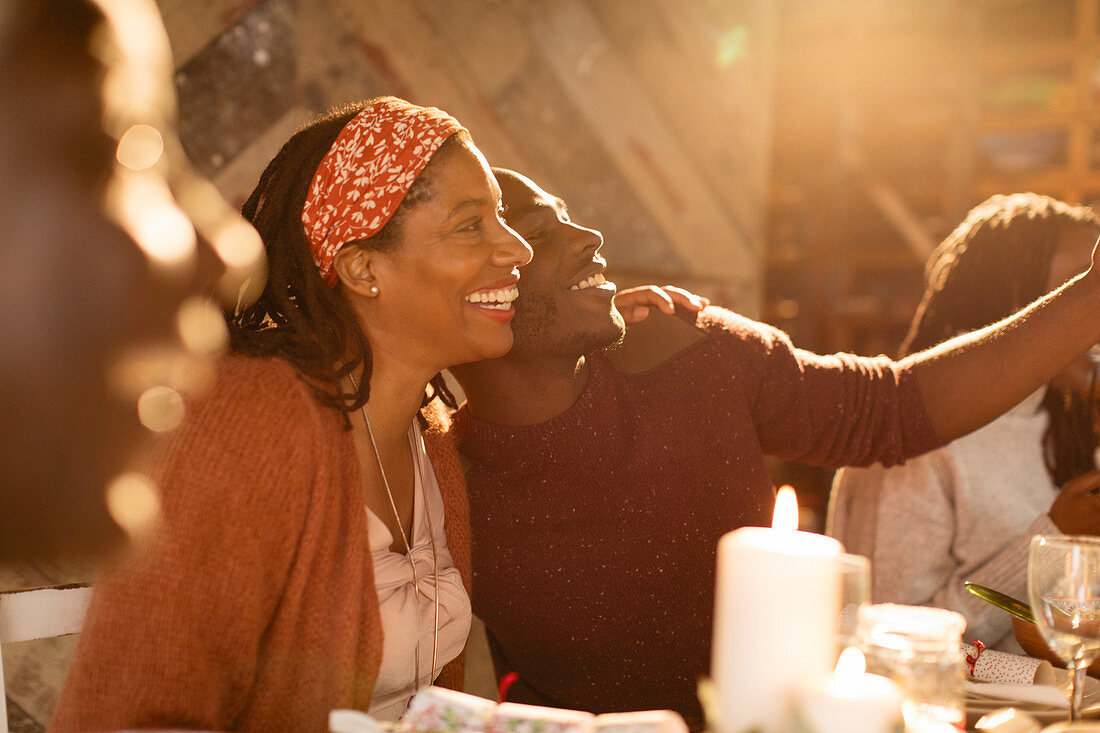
[904,244,1100,443]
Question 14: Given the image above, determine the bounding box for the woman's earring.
[357,270,380,297]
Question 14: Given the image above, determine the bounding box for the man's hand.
[614,285,709,324]
[1049,469,1100,535]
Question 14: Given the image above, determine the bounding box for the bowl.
[1011,616,1100,677]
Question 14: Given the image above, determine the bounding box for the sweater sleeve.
[831,455,1059,650]
[700,309,941,468]
[51,359,320,732]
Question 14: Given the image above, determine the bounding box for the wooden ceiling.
[158,0,777,313]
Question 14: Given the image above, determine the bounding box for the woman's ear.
[333,245,381,297]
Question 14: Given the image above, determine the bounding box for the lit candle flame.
[834,647,866,680]
[771,485,799,531]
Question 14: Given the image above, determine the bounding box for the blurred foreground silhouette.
[0,0,265,562]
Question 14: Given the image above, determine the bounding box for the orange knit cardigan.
[51,355,471,732]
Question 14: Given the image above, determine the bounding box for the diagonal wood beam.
[516,0,760,289]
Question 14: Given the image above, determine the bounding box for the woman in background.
[829,192,1100,652]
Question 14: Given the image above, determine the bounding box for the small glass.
[854,603,967,729]
[837,553,871,654]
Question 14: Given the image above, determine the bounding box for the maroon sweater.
[453,308,940,723]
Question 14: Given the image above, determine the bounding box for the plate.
[966,670,1100,726]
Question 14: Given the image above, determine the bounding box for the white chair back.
[0,584,91,733]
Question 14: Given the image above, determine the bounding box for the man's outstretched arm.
[904,239,1100,443]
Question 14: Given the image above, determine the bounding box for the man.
[448,169,1100,723]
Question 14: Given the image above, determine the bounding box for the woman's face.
[364,140,533,372]
[1049,222,1100,395]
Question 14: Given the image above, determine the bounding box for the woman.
[829,192,1100,652]
[51,97,532,732]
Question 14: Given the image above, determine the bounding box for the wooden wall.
[158,0,777,313]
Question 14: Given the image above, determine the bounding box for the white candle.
[794,648,905,733]
[711,487,842,733]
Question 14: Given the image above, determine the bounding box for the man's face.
[496,169,626,359]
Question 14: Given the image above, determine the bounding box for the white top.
[367,423,472,721]
[828,389,1060,652]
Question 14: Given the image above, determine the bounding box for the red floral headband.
[301,97,466,286]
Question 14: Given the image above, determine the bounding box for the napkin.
[330,688,689,733]
[963,642,1055,685]
[490,702,594,733]
[593,711,688,733]
[963,681,1068,708]
[329,709,393,733]
[404,686,496,732]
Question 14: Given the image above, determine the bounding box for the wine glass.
[1028,535,1100,722]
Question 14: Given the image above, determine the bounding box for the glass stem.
[1071,661,1088,722]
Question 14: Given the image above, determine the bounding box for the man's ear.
[333,245,381,297]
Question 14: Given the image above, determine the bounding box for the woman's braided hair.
[901,193,1098,486]
[227,102,458,418]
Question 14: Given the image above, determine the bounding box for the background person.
[829,193,1100,652]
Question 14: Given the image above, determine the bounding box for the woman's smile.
[464,278,520,322]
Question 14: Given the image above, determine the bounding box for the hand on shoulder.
[605,287,709,374]
[613,285,708,324]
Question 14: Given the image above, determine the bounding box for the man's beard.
[508,292,625,360]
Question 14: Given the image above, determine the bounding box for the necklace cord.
[348,375,441,690]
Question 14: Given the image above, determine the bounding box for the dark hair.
[902,192,1099,486]
[227,101,460,417]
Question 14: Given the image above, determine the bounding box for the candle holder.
[854,604,966,730]
[791,648,905,733]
